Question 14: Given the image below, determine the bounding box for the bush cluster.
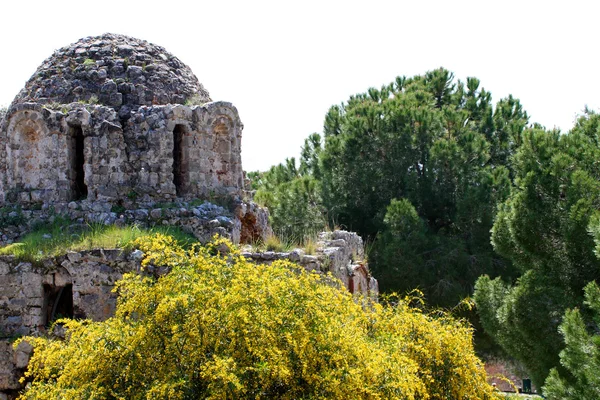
[18,234,497,399]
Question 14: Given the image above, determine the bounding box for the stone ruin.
[0,34,378,399]
[0,33,270,246]
[0,229,376,398]
[0,33,242,206]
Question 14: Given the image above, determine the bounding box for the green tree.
[321,68,520,239]
[252,68,526,308]
[252,135,326,239]
[474,111,600,388]
[543,281,600,400]
[318,68,521,306]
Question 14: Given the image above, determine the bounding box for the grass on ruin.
[0,218,197,264]
[253,231,320,254]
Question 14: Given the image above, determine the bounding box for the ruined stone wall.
[128,102,243,200]
[0,250,141,399]
[0,230,374,340]
[0,231,376,341]
[0,200,271,246]
[0,230,376,398]
[0,340,23,399]
[2,103,68,204]
[242,230,378,298]
[0,111,6,204]
[0,101,243,207]
[0,250,137,337]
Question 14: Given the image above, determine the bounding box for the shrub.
[18,234,498,399]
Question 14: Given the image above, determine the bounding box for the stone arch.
[7,111,47,190]
[43,267,74,327]
[212,115,234,186]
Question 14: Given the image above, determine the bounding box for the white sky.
[1,0,598,172]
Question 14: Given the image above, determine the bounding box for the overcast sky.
[1,0,598,171]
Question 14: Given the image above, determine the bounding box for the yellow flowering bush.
[17,234,498,399]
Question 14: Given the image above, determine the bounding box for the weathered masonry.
[0,102,243,204]
[0,33,244,206]
[0,230,377,398]
[0,33,380,399]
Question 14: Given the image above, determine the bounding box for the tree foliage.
[543,281,600,400]
[474,111,600,388]
[251,134,326,240]
[316,68,524,305]
[18,234,498,399]
[321,68,524,237]
[248,69,528,307]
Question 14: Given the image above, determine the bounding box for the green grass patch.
[303,236,318,255]
[251,230,322,254]
[0,219,197,264]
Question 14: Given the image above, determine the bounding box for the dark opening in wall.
[43,284,74,327]
[173,124,186,196]
[70,125,87,200]
[240,212,261,244]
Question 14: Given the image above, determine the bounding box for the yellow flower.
[17,234,499,400]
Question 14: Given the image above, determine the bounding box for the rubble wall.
[0,200,271,246]
[243,230,378,298]
[0,102,243,207]
[0,230,376,398]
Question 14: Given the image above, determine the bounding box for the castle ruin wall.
[0,230,377,398]
[0,102,244,207]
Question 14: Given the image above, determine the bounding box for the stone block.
[54,272,72,287]
[67,252,82,263]
[25,297,44,307]
[14,340,33,369]
[0,262,10,276]
[9,298,26,308]
[18,192,31,203]
[21,274,43,298]
[30,190,44,202]
[0,281,18,298]
[22,315,44,329]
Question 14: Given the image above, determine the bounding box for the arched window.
[69,125,87,200]
[173,124,187,196]
[11,117,44,189]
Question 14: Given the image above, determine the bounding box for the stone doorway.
[43,284,74,327]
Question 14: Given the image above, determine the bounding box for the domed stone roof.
[11,33,211,113]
